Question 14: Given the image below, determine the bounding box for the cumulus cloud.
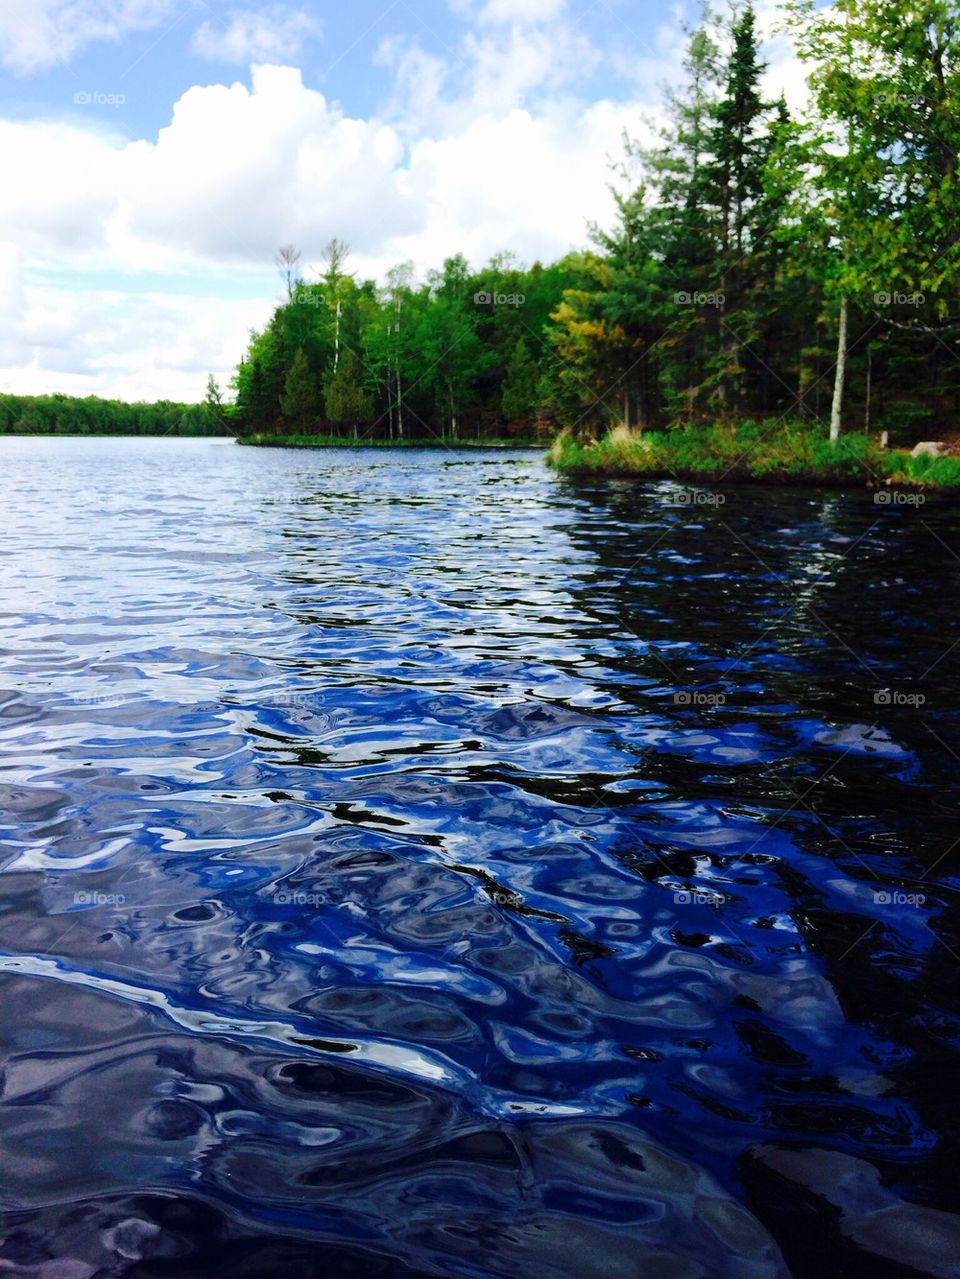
[0,119,123,250]
[125,66,418,261]
[0,268,268,401]
[755,0,811,113]
[192,6,320,64]
[0,0,175,73]
[0,0,808,400]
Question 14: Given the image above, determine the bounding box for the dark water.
[1,437,959,1279]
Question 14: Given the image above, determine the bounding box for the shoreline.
[236,434,544,450]
[547,425,960,491]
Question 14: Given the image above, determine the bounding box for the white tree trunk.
[830,295,848,443]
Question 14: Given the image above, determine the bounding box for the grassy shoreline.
[548,423,960,489]
[237,433,543,450]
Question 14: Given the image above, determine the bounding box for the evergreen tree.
[324,347,373,438]
[281,348,318,433]
[501,339,539,425]
[702,3,772,413]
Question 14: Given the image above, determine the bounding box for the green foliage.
[7,0,958,452]
[324,347,374,435]
[0,392,216,436]
[229,248,580,442]
[281,348,318,432]
[218,1,959,451]
[501,339,539,423]
[549,421,960,487]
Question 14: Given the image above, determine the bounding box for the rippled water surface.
[2,437,959,1278]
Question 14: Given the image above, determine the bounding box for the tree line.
[222,242,579,441]
[221,0,960,447]
[0,393,218,436]
[4,0,953,446]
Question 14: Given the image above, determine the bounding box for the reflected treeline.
[557,478,960,1266]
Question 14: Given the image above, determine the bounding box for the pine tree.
[702,3,772,414]
[203,374,228,435]
[324,347,373,439]
[501,339,539,425]
[281,348,318,434]
[633,15,722,420]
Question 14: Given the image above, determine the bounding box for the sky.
[0,0,807,403]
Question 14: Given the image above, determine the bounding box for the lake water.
[1,436,958,1278]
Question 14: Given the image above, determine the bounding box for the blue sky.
[1,1,663,130]
[0,0,801,400]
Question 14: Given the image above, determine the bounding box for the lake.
[1,436,958,1278]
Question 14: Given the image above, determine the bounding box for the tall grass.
[548,422,960,488]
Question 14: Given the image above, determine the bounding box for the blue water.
[1,437,958,1278]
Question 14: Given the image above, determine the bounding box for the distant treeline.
[0,393,221,436]
[220,0,960,447]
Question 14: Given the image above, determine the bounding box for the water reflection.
[0,439,957,1277]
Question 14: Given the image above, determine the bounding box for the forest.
[0,393,218,437]
[220,0,960,451]
[3,0,955,454]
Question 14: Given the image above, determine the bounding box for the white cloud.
[756,1,811,115]
[451,0,567,26]
[0,119,123,250]
[0,0,174,73]
[124,66,417,261]
[0,47,654,399]
[382,98,650,273]
[0,270,268,401]
[192,6,320,64]
[0,0,810,401]
[463,22,599,108]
